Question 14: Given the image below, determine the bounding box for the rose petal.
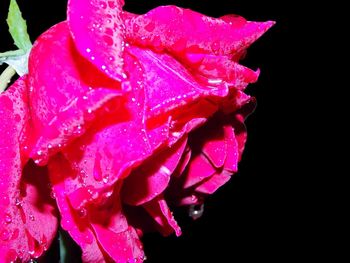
[190,55,260,89]
[182,153,217,189]
[0,77,58,262]
[68,0,127,81]
[128,46,228,121]
[230,98,257,159]
[92,225,144,263]
[143,196,181,237]
[28,22,123,165]
[124,6,275,57]
[49,154,145,263]
[122,137,187,206]
[195,172,231,195]
[89,185,145,262]
[222,125,239,172]
[196,125,228,169]
[48,155,101,260]
[61,49,171,209]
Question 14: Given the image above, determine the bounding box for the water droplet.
[211,41,220,54]
[100,1,107,9]
[208,79,223,85]
[40,235,48,251]
[77,208,87,218]
[189,204,205,220]
[0,229,11,241]
[133,23,140,33]
[50,191,56,199]
[15,198,23,207]
[36,150,43,156]
[84,232,94,244]
[191,195,198,202]
[103,35,114,46]
[4,214,12,224]
[108,0,117,9]
[101,65,107,70]
[62,218,72,230]
[102,175,109,184]
[86,48,91,53]
[145,22,155,32]
[29,214,35,221]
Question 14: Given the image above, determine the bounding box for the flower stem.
[0,65,16,92]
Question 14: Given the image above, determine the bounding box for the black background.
[0,0,314,262]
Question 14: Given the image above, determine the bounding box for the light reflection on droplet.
[188,203,205,220]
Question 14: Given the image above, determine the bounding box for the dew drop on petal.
[4,213,12,224]
[0,229,11,241]
[15,198,23,208]
[77,208,87,218]
[100,1,107,9]
[50,191,56,200]
[189,204,205,220]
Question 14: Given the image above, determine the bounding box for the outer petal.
[187,54,260,89]
[143,196,181,237]
[128,46,228,121]
[61,49,172,210]
[0,78,58,262]
[122,137,187,206]
[28,22,123,165]
[68,0,127,81]
[60,45,227,210]
[195,172,231,195]
[49,155,144,263]
[124,6,275,57]
[182,153,217,189]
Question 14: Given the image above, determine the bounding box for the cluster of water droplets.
[76,0,128,80]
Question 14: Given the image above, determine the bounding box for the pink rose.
[0,0,274,262]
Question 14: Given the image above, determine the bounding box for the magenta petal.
[122,137,187,206]
[28,22,122,165]
[172,147,191,178]
[89,184,145,263]
[182,153,217,189]
[199,126,227,168]
[193,55,260,89]
[222,125,239,172]
[68,0,126,81]
[230,99,257,159]
[195,172,231,194]
[125,6,275,57]
[128,46,228,120]
[48,155,100,257]
[0,78,58,262]
[92,225,144,263]
[60,50,173,209]
[143,196,181,237]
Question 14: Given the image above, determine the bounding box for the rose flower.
[0,0,274,262]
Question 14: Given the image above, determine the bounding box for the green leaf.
[6,0,32,52]
[0,50,30,76]
[0,49,25,58]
